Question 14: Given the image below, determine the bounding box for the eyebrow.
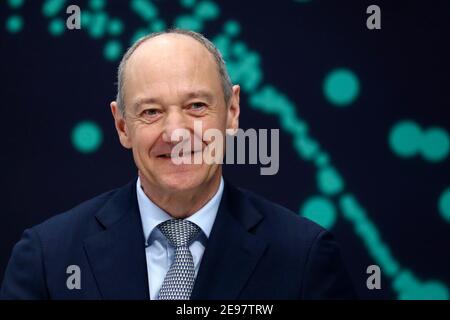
[132,90,216,112]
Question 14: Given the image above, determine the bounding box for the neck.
[139,173,222,219]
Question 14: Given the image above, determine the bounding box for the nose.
[162,107,189,144]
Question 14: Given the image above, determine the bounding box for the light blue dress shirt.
[136,176,224,300]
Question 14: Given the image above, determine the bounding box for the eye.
[189,102,207,110]
[142,108,161,117]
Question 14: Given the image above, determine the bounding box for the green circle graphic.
[323,68,360,107]
[71,121,103,153]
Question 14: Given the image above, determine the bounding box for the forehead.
[123,34,223,103]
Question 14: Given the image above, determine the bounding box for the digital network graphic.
[2,0,449,299]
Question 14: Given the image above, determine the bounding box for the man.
[1,29,356,299]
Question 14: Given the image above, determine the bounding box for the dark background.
[1,0,449,299]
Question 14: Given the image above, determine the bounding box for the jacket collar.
[84,177,267,299]
[84,178,149,299]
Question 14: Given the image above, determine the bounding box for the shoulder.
[227,184,357,298]
[231,184,328,244]
[31,185,122,242]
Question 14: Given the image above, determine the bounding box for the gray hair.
[115,29,233,116]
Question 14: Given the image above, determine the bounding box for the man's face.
[111,34,240,194]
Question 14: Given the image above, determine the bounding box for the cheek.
[202,112,227,131]
[201,120,227,144]
[132,127,159,154]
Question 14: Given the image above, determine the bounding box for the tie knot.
[157,219,201,247]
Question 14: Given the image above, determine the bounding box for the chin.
[156,169,208,193]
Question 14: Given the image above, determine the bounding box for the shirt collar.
[136,176,224,245]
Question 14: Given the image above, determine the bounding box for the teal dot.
[393,270,449,300]
[317,166,344,195]
[370,243,399,276]
[81,11,91,28]
[340,194,365,223]
[194,0,219,20]
[354,220,379,245]
[389,120,422,158]
[131,0,158,21]
[71,121,103,153]
[400,281,449,300]
[48,18,65,36]
[130,28,149,46]
[224,20,240,37]
[88,12,108,38]
[280,112,308,136]
[174,15,203,31]
[108,18,124,36]
[42,0,66,17]
[294,136,319,160]
[89,0,106,11]
[231,41,248,58]
[438,187,450,223]
[6,15,23,33]
[212,34,231,59]
[103,40,123,61]
[301,196,337,229]
[315,152,330,167]
[150,19,166,32]
[180,0,196,8]
[393,270,424,299]
[417,282,449,300]
[420,127,449,162]
[393,270,417,293]
[7,0,24,9]
[323,68,360,107]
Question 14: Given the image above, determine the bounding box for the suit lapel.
[83,179,150,300]
[82,178,267,300]
[191,181,268,299]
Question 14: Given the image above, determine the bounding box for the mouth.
[157,150,202,159]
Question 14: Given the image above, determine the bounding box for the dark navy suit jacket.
[1,178,356,299]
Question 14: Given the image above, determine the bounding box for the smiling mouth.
[157,151,202,159]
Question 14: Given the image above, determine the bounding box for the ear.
[110,101,132,149]
[226,85,240,134]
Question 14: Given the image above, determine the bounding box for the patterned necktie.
[157,219,201,300]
